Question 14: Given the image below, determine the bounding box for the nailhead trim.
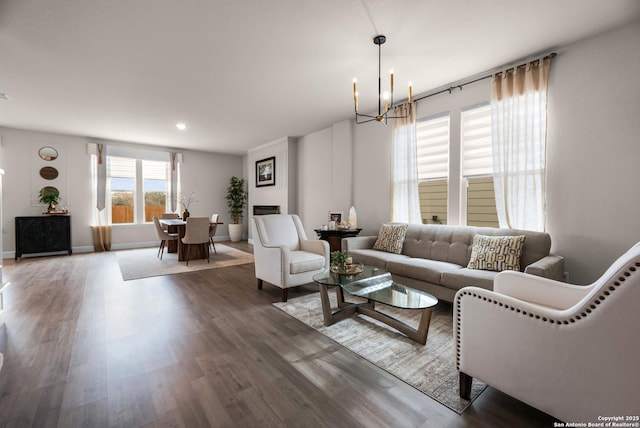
[455,260,640,369]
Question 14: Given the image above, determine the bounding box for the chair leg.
[460,372,473,400]
[210,238,217,254]
[185,244,190,266]
[205,243,210,263]
[157,240,163,258]
[257,278,263,290]
[281,288,288,302]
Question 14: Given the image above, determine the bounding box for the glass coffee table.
[313,265,438,345]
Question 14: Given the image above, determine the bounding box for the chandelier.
[353,35,413,125]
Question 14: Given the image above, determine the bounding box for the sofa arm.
[524,254,564,280]
[494,271,591,310]
[341,235,377,252]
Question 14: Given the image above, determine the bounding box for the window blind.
[108,156,135,191]
[462,103,493,177]
[416,113,450,180]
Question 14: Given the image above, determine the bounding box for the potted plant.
[226,176,247,242]
[330,250,362,274]
[38,186,60,213]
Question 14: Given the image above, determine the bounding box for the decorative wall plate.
[39,166,59,180]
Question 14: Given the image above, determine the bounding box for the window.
[109,157,136,224]
[107,156,171,224]
[143,160,169,222]
[461,103,499,227]
[415,103,498,227]
[417,113,449,224]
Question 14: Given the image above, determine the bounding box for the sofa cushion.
[387,258,463,284]
[373,223,408,254]
[441,268,499,291]
[349,249,410,269]
[290,250,326,274]
[467,234,526,272]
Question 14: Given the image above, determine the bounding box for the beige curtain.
[92,225,111,252]
[491,57,551,231]
[391,102,421,223]
[91,147,112,251]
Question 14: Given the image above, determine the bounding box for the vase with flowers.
[179,191,202,220]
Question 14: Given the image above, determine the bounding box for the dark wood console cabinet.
[15,215,72,260]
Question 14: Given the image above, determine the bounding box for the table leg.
[167,225,178,253]
[318,283,359,326]
[356,306,433,345]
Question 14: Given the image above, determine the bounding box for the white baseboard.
[3,237,234,260]
[110,241,158,251]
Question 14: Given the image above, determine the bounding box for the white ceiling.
[1,0,639,155]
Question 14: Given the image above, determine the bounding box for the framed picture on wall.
[256,156,276,187]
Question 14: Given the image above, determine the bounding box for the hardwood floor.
[0,244,558,427]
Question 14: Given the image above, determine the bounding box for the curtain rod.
[413,52,557,103]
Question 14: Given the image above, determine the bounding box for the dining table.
[158,218,224,262]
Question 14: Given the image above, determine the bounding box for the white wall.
[297,127,333,236]
[297,120,354,239]
[352,119,392,236]
[546,21,640,283]
[247,137,296,213]
[300,20,640,284]
[0,127,243,257]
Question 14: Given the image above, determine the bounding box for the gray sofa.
[342,224,564,302]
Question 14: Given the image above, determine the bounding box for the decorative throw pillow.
[467,234,526,272]
[373,223,408,254]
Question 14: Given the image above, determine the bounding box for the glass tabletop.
[313,266,438,310]
[313,264,387,286]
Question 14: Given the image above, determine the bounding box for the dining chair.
[153,215,178,259]
[209,213,219,254]
[182,216,210,266]
[160,212,180,230]
[161,213,180,219]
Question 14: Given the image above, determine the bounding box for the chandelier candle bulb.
[353,79,359,112]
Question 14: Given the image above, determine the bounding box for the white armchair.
[454,242,640,422]
[252,214,330,302]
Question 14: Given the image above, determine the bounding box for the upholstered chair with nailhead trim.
[454,242,640,423]
[252,214,330,302]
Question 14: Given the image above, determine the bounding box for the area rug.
[273,292,487,414]
[116,244,254,280]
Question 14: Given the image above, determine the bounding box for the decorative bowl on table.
[330,263,364,275]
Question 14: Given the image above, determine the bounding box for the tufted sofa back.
[401,224,552,269]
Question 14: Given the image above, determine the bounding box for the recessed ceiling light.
[176,123,186,130]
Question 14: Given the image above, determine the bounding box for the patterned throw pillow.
[373,223,408,254]
[467,234,526,272]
